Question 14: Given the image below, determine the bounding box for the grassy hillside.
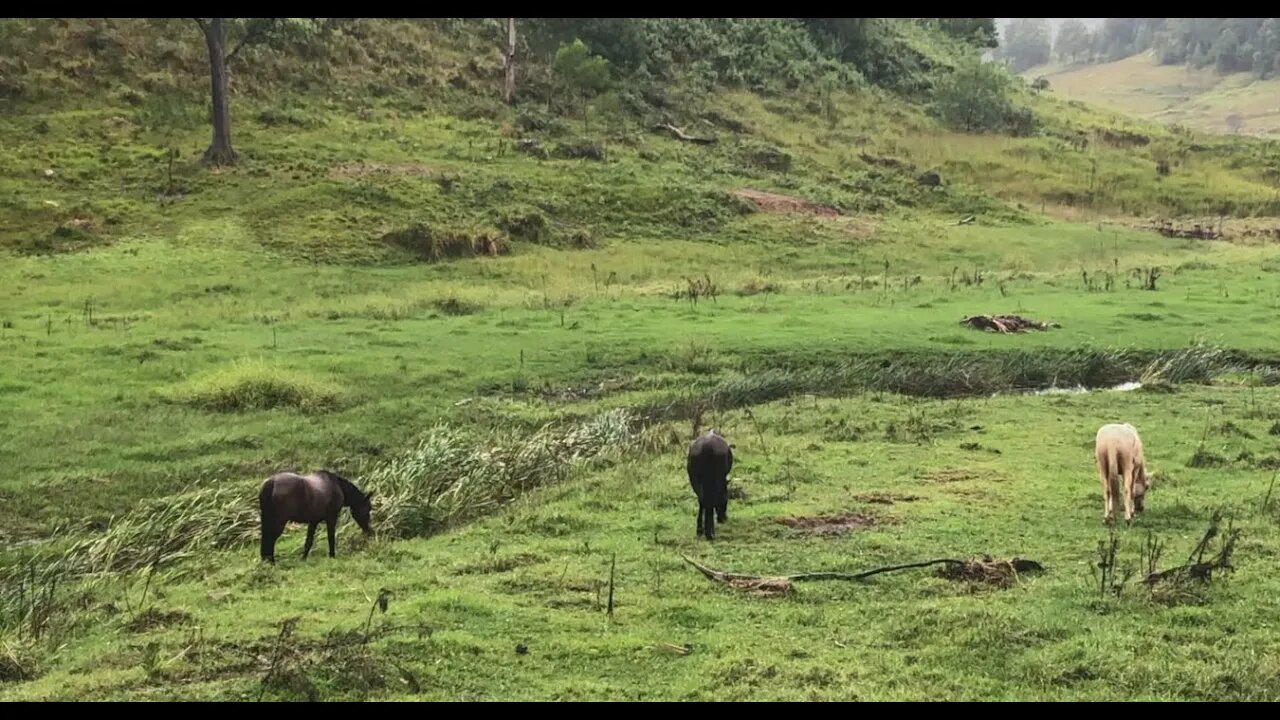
[1029,51,1280,138]
[4,18,1280,700]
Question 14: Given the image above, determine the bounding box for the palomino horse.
[1095,423,1151,525]
[258,469,375,562]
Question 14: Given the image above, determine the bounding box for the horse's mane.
[321,469,366,504]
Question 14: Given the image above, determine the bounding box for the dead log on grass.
[682,554,1043,597]
[960,314,1058,333]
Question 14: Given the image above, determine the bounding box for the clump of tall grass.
[64,485,261,575]
[0,637,39,681]
[168,359,348,413]
[368,409,637,537]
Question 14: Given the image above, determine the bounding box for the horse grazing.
[1095,423,1150,525]
[687,429,733,540]
[258,469,375,562]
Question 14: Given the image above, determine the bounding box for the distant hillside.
[1029,51,1280,138]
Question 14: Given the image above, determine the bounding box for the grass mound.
[169,360,347,413]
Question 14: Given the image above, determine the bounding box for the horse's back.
[262,472,338,520]
[1096,423,1142,467]
[688,431,732,477]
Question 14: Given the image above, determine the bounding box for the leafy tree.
[932,57,1033,134]
[999,18,1051,72]
[924,18,998,48]
[553,39,610,129]
[1054,18,1094,63]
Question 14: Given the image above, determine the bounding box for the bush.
[552,139,606,161]
[739,142,793,172]
[932,58,1038,135]
[498,209,552,244]
[367,410,638,537]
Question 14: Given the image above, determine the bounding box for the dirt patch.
[853,492,921,505]
[831,216,877,239]
[959,441,1001,455]
[918,468,982,483]
[328,162,433,179]
[778,513,883,536]
[453,552,545,575]
[732,188,839,217]
[1149,220,1221,240]
[935,556,1044,588]
[538,376,640,402]
[125,607,194,633]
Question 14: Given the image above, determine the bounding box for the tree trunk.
[502,18,517,104]
[202,18,237,165]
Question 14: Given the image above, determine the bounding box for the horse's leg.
[261,526,276,563]
[261,520,283,563]
[325,514,338,558]
[302,522,318,560]
[703,502,716,541]
[717,478,728,523]
[1122,458,1136,524]
[1097,451,1115,525]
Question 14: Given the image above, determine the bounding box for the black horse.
[687,429,733,540]
[258,469,375,562]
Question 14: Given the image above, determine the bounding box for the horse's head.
[351,490,375,535]
[324,469,376,535]
[1133,465,1149,513]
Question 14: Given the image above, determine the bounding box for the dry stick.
[682,554,966,584]
[1263,469,1279,513]
[606,552,616,618]
[742,407,771,459]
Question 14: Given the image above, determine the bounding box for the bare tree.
[190,18,278,166]
[502,18,517,104]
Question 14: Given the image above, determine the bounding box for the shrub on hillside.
[931,58,1038,135]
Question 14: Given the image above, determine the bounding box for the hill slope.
[1029,51,1280,138]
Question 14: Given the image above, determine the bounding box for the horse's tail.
[259,479,277,561]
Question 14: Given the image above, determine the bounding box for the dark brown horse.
[258,469,375,563]
[687,429,733,540]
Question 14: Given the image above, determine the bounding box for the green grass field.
[5,18,1280,701]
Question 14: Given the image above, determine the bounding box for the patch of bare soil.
[125,608,194,633]
[853,492,921,505]
[328,162,433,179]
[918,468,982,483]
[778,513,884,536]
[732,188,839,217]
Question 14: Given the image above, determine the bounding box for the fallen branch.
[1143,511,1239,586]
[682,554,1043,597]
[655,123,718,145]
[655,642,692,656]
